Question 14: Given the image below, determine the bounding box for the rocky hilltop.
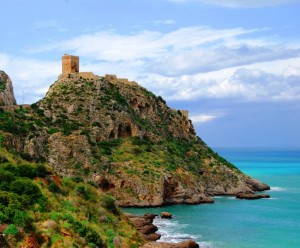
[0,71,269,207]
[0,71,17,106]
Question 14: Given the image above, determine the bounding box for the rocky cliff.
[0,71,17,106]
[0,72,270,207]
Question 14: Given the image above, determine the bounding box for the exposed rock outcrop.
[127,213,199,247]
[236,193,270,200]
[142,240,199,248]
[160,212,173,219]
[126,213,161,241]
[0,71,16,106]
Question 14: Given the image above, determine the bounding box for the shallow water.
[125,148,300,248]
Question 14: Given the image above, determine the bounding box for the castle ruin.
[60,54,138,85]
[62,54,79,74]
[60,55,188,119]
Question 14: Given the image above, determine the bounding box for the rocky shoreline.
[126,213,200,248]
[125,190,271,247]
[236,192,270,200]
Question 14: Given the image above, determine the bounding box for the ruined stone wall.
[79,72,99,80]
[104,74,138,86]
[179,110,189,119]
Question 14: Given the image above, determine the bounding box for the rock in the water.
[147,233,162,241]
[142,240,199,248]
[236,193,270,200]
[140,224,158,235]
[161,212,173,219]
[0,71,16,106]
[126,213,160,241]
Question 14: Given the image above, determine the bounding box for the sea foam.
[270,186,288,192]
[154,217,199,242]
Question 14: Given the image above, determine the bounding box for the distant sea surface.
[124,148,300,248]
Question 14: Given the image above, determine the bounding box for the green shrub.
[10,178,41,204]
[48,128,59,134]
[72,176,84,183]
[61,212,75,222]
[0,191,22,223]
[92,121,101,127]
[86,229,103,246]
[0,169,15,184]
[100,194,118,214]
[48,182,62,194]
[133,147,143,155]
[17,164,36,178]
[0,134,5,147]
[106,229,115,248]
[36,197,49,212]
[4,224,18,236]
[62,201,75,212]
[51,234,64,244]
[50,212,60,221]
[12,210,32,227]
[75,185,86,195]
[36,164,48,177]
[62,222,72,229]
[73,221,88,236]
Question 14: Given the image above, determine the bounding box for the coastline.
[126,213,200,248]
[123,148,300,248]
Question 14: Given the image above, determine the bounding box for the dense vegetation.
[0,148,143,248]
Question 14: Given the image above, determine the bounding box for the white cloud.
[168,0,300,8]
[191,113,224,123]
[142,64,300,102]
[0,53,60,104]
[282,65,300,77]
[26,26,257,62]
[148,44,300,76]
[3,25,300,104]
[26,26,300,78]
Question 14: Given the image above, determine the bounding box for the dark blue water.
[125,148,300,248]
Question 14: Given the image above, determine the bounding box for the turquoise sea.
[125,148,300,248]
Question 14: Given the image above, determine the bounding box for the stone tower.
[62,54,79,74]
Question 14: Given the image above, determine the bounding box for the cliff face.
[0,71,17,106]
[0,72,269,207]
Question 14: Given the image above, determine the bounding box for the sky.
[0,0,300,148]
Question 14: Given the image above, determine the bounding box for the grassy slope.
[0,148,143,248]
